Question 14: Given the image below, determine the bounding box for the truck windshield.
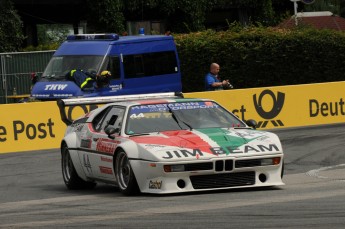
[41,55,104,81]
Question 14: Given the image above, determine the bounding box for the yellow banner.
[0,101,64,153]
[185,81,345,128]
[1,81,344,153]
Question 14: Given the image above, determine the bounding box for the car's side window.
[93,108,111,131]
[99,106,125,132]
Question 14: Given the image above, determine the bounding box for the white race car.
[58,92,284,195]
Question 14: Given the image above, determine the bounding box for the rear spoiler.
[57,92,184,125]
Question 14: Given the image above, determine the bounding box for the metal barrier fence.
[0,51,55,104]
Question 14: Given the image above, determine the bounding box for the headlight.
[164,164,185,172]
[261,157,281,166]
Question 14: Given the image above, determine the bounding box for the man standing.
[204,63,231,91]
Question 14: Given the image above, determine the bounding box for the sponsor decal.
[109,84,122,91]
[149,180,162,189]
[162,144,279,159]
[227,129,267,139]
[80,130,90,139]
[80,138,91,148]
[130,102,220,114]
[99,166,113,175]
[101,156,113,163]
[253,90,285,128]
[83,154,93,175]
[144,144,165,149]
[242,144,279,153]
[197,128,262,149]
[96,138,117,154]
[163,149,204,159]
[71,123,84,132]
[130,129,277,159]
[143,144,166,151]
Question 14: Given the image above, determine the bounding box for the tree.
[84,0,218,34]
[122,0,217,33]
[37,24,70,45]
[212,0,280,27]
[73,0,292,35]
[156,0,216,32]
[341,0,345,17]
[261,0,275,25]
[0,0,24,52]
[5,0,293,50]
[85,0,126,33]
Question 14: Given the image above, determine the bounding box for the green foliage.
[341,0,345,17]
[215,0,260,8]
[125,0,217,32]
[258,0,275,26]
[1,0,288,50]
[22,43,59,52]
[0,0,25,52]
[174,27,345,92]
[5,0,345,93]
[21,24,64,51]
[85,0,125,33]
[37,24,70,45]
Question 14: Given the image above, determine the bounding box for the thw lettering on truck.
[45,84,68,90]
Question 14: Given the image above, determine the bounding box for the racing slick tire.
[115,150,140,195]
[61,144,96,190]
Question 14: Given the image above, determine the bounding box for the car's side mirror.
[104,126,119,139]
[245,119,257,129]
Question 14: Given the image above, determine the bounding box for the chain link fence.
[0,51,55,104]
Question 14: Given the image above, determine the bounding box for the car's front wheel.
[61,144,96,189]
[115,150,140,195]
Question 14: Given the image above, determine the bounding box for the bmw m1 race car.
[58,92,284,195]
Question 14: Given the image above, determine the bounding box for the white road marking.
[306,163,345,179]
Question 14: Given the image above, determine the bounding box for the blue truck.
[31,33,182,100]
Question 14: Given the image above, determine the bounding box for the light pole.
[1,55,9,104]
[290,0,300,26]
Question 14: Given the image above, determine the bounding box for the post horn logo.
[253,90,285,128]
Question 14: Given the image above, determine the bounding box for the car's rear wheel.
[61,144,96,189]
[115,150,140,195]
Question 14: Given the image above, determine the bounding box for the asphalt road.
[0,124,345,228]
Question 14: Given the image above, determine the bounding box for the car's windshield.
[125,101,246,135]
[41,55,104,81]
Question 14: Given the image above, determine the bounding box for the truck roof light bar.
[66,34,119,41]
